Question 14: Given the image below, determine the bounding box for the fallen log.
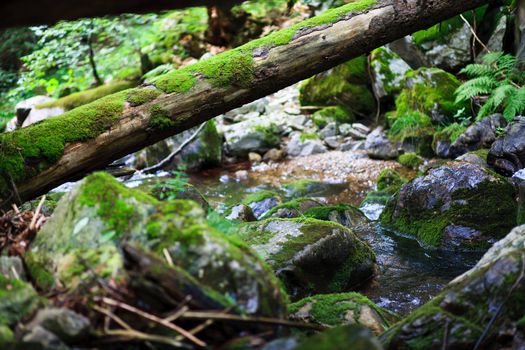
[0,0,494,207]
[0,0,243,29]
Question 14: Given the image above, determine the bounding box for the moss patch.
[241,190,280,206]
[127,87,162,106]
[0,91,129,198]
[398,153,423,169]
[37,80,136,111]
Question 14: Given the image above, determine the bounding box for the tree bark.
[0,0,244,29]
[0,0,494,206]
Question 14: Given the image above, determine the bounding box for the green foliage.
[455,52,525,121]
[152,167,189,201]
[389,111,432,137]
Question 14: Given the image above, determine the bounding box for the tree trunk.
[87,35,103,87]
[515,0,525,60]
[0,0,494,206]
[0,0,244,29]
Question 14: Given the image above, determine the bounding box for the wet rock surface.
[381,162,517,250]
[488,116,525,176]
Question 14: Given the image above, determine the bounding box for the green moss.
[0,325,14,344]
[0,91,128,197]
[284,179,326,198]
[148,103,177,130]
[24,252,55,290]
[398,153,423,170]
[0,274,42,327]
[37,81,136,111]
[300,132,319,142]
[242,190,279,205]
[377,169,406,192]
[77,172,157,237]
[254,124,280,146]
[381,175,517,248]
[127,87,162,106]
[261,197,323,219]
[313,106,355,126]
[300,57,373,114]
[468,148,489,161]
[303,204,360,221]
[394,68,466,124]
[289,292,394,328]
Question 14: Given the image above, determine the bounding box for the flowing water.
[185,162,484,316]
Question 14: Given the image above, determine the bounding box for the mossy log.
[0,0,244,28]
[0,0,493,206]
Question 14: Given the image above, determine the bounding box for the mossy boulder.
[381,224,525,349]
[224,121,281,157]
[370,47,411,99]
[299,56,374,117]
[238,219,377,298]
[381,162,517,250]
[289,293,397,335]
[262,198,324,219]
[394,68,466,124]
[0,275,43,346]
[241,190,281,219]
[28,172,286,318]
[362,169,408,207]
[295,325,383,350]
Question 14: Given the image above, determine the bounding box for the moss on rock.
[289,292,396,334]
[398,153,423,170]
[312,106,355,127]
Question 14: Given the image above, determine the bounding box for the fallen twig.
[101,297,206,348]
[142,122,207,174]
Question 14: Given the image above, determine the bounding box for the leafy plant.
[455,52,525,121]
[153,166,189,200]
[389,111,432,136]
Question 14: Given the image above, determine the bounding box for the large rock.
[135,120,221,171]
[382,224,525,349]
[289,293,396,335]
[394,68,466,124]
[365,128,398,160]
[223,120,281,157]
[238,219,377,297]
[381,162,517,250]
[370,47,411,99]
[26,172,286,318]
[286,133,327,157]
[448,114,507,158]
[5,96,64,131]
[488,116,525,176]
[299,56,374,117]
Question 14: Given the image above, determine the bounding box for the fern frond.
[459,64,496,78]
[482,52,504,66]
[477,95,497,120]
[503,87,525,121]
[491,83,516,107]
[455,76,499,103]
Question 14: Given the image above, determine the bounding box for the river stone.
[289,293,396,335]
[381,161,517,250]
[488,116,525,176]
[226,204,257,222]
[27,172,286,318]
[370,47,411,99]
[26,308,91,344]
[448,114,507,158]
[365,127,398,160]
[238,219,377,297]
[381,224,525,349]
[22,326,70,350]
[241,190,281,219]
[223,120,281,157]
[295,325,383,350]
[286,133,327,157]
[262,198,324,219]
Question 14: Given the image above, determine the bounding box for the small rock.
[488,116,525,176]
[22,326,70,350]
[320,122,338,139]
[26,308,91,344]
[455,152,488,168]
[226,205,257,222]
[263,148,285,162]
[286,133,327,157]
[339,123,353,137]
[365,128,399,160]
[324,136,342,149]
[235,170,249,181]
[248,152,262,163]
